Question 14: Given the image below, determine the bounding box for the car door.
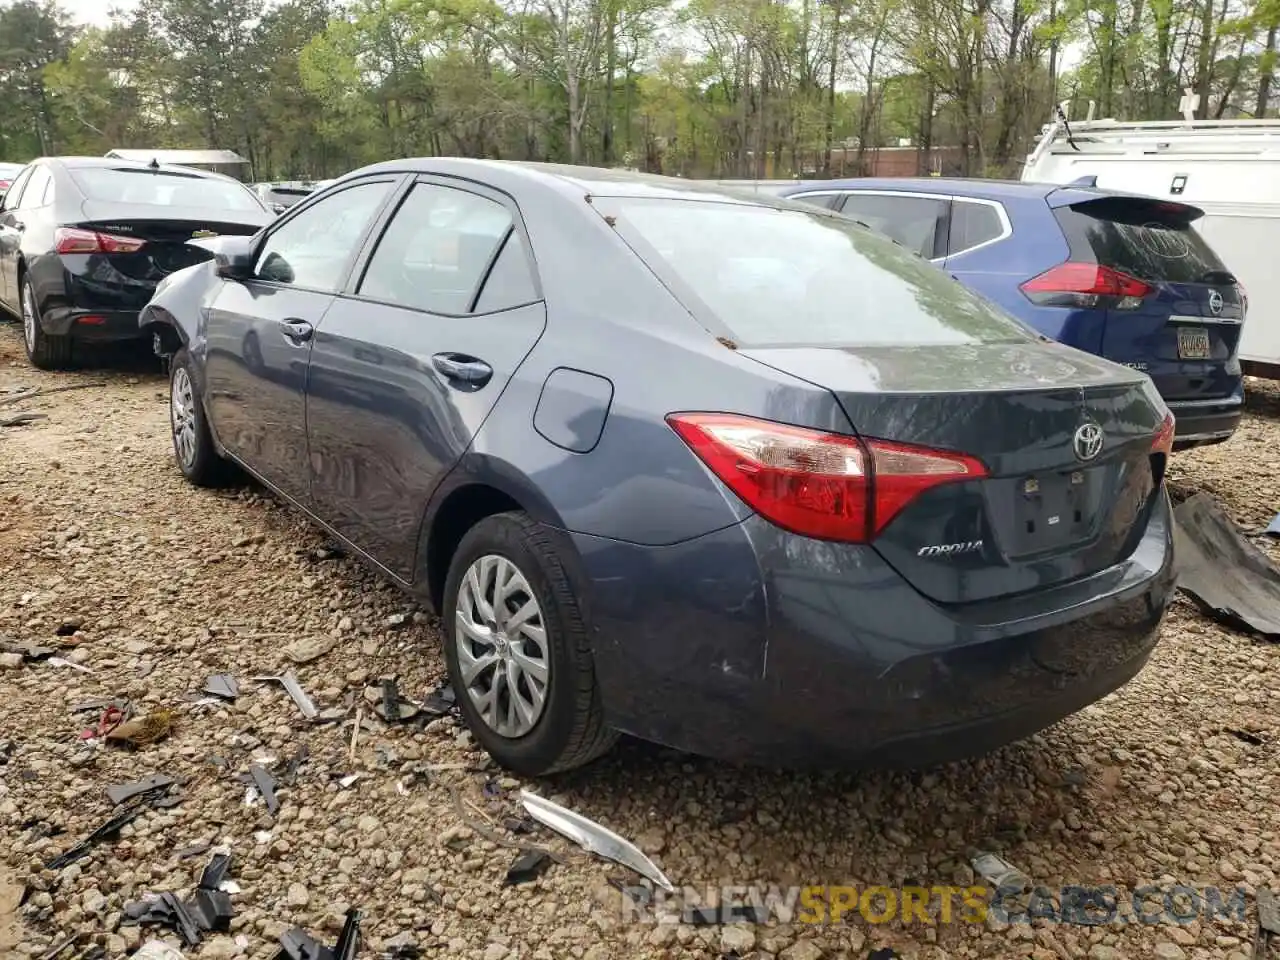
[305,177,547,581]
[0,165,33,310]
[203,176,400,504]
[835,191,951,260]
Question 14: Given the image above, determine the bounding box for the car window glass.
[607,198,1036,347]
[17,167,52,209]
[359,182,514,315]
[949,200,1004,254]
[791,194,838,210]
[474,231,538,313]
[3,167,32,211]
[71,167,264,212]
[254,181,394,291]
[838,193,947,258]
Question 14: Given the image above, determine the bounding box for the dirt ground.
[0,318,1277,960]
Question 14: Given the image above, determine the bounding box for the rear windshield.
[70,167,265,212]
[1053,197,1232,285]
[601,197,1037,347]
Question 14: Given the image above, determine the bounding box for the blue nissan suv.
[779,178,1245,448]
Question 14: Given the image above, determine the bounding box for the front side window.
[359,182,517,315]
[254,180,395,292]
[838,193,949,258]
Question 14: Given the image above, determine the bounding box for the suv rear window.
[601,197,1037,347]
[1053,197,1232,285]
[70,167,265,212]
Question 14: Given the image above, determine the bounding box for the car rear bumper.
[41,305,144,343]
[1166,393,1243,449]
[572,491,1175,768]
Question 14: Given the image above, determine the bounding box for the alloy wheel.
[170,366,197,470]
[454,554,550,738]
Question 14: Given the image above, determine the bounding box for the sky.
[62,0,138,27]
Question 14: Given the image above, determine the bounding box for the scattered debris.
[867,950,901,960]
[2,638,55,661]
[0,381,107,406]
[123,852,236,947]
[106,774,176,805]
[248,764,280,815]
[55,618,82,636]
[46,802,152,869]
[203,674,239,700]
[106,709,175,748]
[520,790,675,891]
[280,744,309,785]
[505,850,551,885]
[133,942,186,960]
[175,842,212,860]
[279,906,362,960]
[483,778,501,798]
[1228,728,1267,746]
[367,678,419,722]
[1255,888,1279,958]
[70,697,127,714]
[47,656,93,673]
[419,682,457,717]
[971,852,1031,891]
[38,933,78,960]
[1175,493,1280,639]
[1263,512,1280,537]
[504,816,536,835]
[0,411,48,427]
[384,612,410,629]
[282,635,338,665]
[81,704,128,740]
[253,670,319,719]
[338,773,361,789]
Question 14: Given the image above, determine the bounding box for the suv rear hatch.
[1037,192,1243,402]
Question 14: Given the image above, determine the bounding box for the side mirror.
[190,234,255,281]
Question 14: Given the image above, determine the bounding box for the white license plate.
[1177,327,1211,360]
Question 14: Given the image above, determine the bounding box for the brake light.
[1152,411,1175,459]
[666,413,987,542]
[1021,262,1152,310]
[54,227,146,255]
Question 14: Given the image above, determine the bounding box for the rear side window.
[837,193,948,258]
[789,193,839,210]
[16,167,52,209]
[948,200,1004,254]
[69,167,265,212]
[1053,198,1231,284]
[603,198,1036,348]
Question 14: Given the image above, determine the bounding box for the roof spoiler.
[1068,175,1097,188]
[1046,187,1205,222]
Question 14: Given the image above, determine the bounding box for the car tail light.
[666,413,987,542]
[1151,411,1175,459]
[54,227,146,255]
[1021,262,1152,310]
[0,180,10,191]
[1237,282,1248,317]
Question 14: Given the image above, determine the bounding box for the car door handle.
[280,319,314,343]
[432,353,493,386]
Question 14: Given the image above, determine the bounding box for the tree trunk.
[602,3,617,163]
[1257,24,1278,117]
[822,0,841,177]
[1194,0,1214,118]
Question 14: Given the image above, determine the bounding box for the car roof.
[349,157,810,205]
[791,177,1063,200]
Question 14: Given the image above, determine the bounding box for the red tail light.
[54,227,146,255]
[1151,411,1175,458]
[666,413,987,542]
[0,180,10,191]
[1021,262,1152,310]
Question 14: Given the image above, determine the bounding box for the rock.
[1153,944,1187,960]
[0,653,23,669]
[282,635,338,664]
[482,944,509,960]
[81,889,107,914]
[781,941,825,960]
[1088,947,1121,960]
[286,883,310,907]
[720,925,756,954]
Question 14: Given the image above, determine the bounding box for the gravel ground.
[1,319,1278,960]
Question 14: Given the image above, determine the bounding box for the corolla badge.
[1073,421,1104,461]
[192,230,218,239]
[917,540,983,558]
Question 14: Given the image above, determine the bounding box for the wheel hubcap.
[21,288,36,353]
[170,367,197,469]
[455,555,549,738]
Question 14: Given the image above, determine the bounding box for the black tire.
[443,511,617,775]
[169,349,235,487]
[21,277,72,370]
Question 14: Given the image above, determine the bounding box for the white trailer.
[1021,115,1280,378]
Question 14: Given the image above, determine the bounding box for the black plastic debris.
[107,774,176,806]
[504,816,536,835]
[55,619,82,637]
[382,679,400,722]
[1175,493,1280,639]
[123,852,236,947]
[249,764,281,815]
[419,683,457,717]
[46,803,148,869]
[505,850,550,885]
[278,907,362,960]
[281,744,309,786]
[867,950,901,960]
[204,675,239,700]
[1,638,56,661]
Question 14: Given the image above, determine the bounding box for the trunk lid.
[66,210,264,284]
[1049,193,1244,402]
[740,341,1167,604]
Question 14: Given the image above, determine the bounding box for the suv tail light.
[666,413,987,542]
[1151,411,1175,459]
[55,227,147,255]
[1021,262,1152,310]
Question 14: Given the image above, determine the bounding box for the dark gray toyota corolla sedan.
[139,159,1178,776]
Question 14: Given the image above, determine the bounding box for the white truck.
[1022,114,1280,378]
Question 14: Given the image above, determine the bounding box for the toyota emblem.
[1073,422,1104,461]
[1208,289,1224,315]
